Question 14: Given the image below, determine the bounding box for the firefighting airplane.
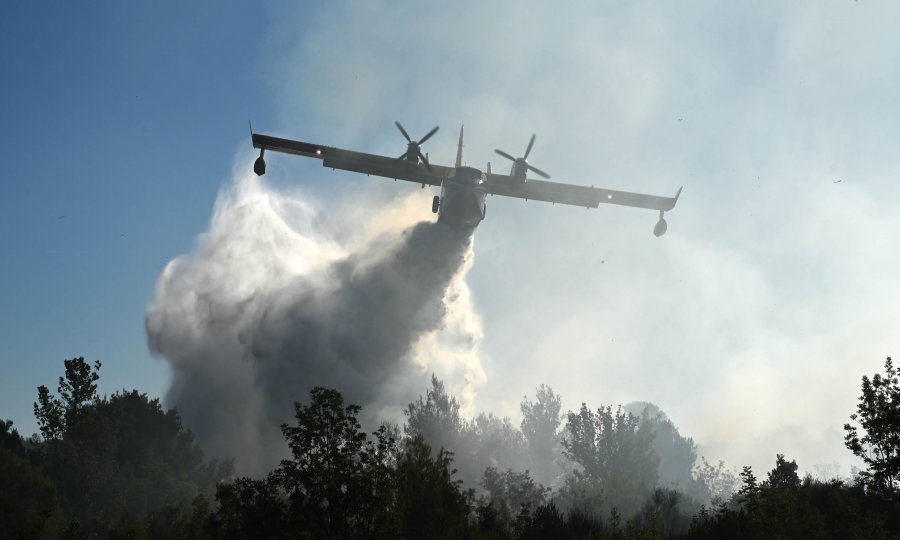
[250,122,682,236]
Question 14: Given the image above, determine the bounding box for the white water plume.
[146,166,486,475]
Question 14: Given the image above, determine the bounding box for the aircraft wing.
[484,173,682,212]
[252,133,452,187]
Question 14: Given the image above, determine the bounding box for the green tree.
[459,412,528,485]
[34,357,101,442]
[32,358,230,537]
[404,374,465,459]
[520,385,563,486]
[273,386,399,538]
[561,403,659,516]
[690,455,900,539]
[214,478,287,540]
[0,447,66,539]
[844,356,900,496]
[766,454,800,490]
[477,466,550,536]
[393,435,472,539]
[692,457,737,506]
[1,419,26,458]
[631,488,690,538]
[629,402,699,497]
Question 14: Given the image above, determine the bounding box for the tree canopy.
[844,356,900,496]
[5,355,900,538]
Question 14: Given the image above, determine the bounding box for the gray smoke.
[146,170,486,475]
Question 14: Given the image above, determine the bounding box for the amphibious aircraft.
[250,122,682,235]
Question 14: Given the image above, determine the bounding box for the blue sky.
[0,2,267,433]
[3,1,900,477]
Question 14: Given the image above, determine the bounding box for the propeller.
[495,134,550,179]
[395,121,439,171]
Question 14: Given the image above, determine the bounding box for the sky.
[2,1,899,477]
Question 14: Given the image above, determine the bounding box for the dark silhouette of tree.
[631,488,691,537]
[513,502,567,540]
[1,419,26,458]
[691,454,900,539]
[844,356,900,496]
[736,465,761,515]
[213,478,287,539]
[30,357,230,537]
[0,446,66,538]
[34,357,100,442]
[394,435,473,539]
[272,386,401,538]
[18,360,900,538]
[767,454,800,490]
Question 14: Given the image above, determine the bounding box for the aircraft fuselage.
[438,166,486,229]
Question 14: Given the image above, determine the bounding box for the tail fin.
[455,125,464,168]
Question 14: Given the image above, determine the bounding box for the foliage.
[34,357,101,442]
[691,453,900,539]
[767,454,800,490]
[844,356,900,496]
[692,457,738,505]
[631,488,691,538]
[9,359,900,538]
[406,376,529,487]
[30,357,231,538]
[404,374,464,456]
[0,446,66,539]
[460,412,528,484]
[394,435,473,539]
[477,467,550,536]
[631,403,699,497]
[1,418,27,457]
[520,385,564,487]
[562,403,659,516]
[272,386,400,538]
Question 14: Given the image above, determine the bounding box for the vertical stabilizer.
[455,125,464,168]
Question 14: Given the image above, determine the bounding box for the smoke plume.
[146,168,486,475]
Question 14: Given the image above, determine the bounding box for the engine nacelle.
[511,158,527,182]
[253,156,266,176]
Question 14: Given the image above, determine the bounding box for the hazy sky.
[2,1,899,477]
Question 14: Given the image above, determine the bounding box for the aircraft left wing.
[484,173,682,212]
[252,133,452,187]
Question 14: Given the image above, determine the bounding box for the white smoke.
[146,164,486,475]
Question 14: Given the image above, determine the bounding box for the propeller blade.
[394,152,408,164]
[395,121,412,142]
[524,134,536,159]
[526,163,550,179]
[419,126,439,145]
[417,149,432,171]
[495,149,516,162]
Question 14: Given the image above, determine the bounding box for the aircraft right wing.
[484,173,682,212]
[252,133,454,187]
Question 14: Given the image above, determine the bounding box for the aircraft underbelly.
[439,183,485,229]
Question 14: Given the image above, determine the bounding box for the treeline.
[1,357,899,539]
